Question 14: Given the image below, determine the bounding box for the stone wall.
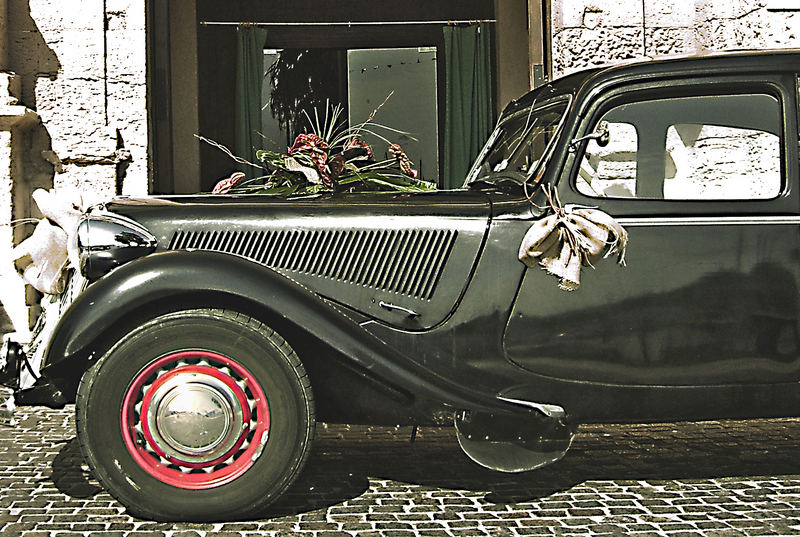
[10,0,148,201]
[0,0,148,332]
[552,0,800,77]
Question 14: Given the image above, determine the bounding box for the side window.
[576,122,638,197]
[575,93,783,200]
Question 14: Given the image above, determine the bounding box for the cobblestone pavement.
[1,407,800,536]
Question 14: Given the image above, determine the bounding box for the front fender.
[41,250,527,419]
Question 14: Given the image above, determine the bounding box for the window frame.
[557,74,799,217]
[575,93,784,201]
[465,94,572,186]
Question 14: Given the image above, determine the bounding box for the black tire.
[76,309,314,521]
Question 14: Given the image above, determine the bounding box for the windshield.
[465,96,571,186]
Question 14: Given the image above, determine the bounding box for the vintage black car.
[4,50,799,521]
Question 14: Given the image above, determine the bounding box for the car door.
[504,73,800,388]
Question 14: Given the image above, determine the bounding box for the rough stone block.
[643,0,696,28]
[106,80,147,125]
[645,27,700,56]
[697,9,800,51]
[28,0,102,34]
[34,77,116,159]
[107,0,146,32]
[121,159,148,196]
[553,27,645,77]
[46,29,105,81]
[55,163,116,205]
[105,35,146,84]
[552,1,800,78]
[695,0,761,20]
[748,10,800,47]
[554,0,643,30]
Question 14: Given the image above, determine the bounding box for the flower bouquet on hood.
[211,101,435,196]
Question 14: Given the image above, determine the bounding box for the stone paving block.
[397,513,432,522]
[567,508,604,517]
[341,522,373,531]
[370,505,409,513]
[416,531,451,537]
[365,513,399,522]
[432,511,464,521]
[106,523,136,530]
[448,520,483,528]
[450,530,492,537]
[740,529,783,536]
[378,530,417,537]
[331,515,368,524]
[513,528,555,535]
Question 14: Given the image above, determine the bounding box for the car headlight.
[76,212,157,281]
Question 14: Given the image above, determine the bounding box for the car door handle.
[378,301,419,318]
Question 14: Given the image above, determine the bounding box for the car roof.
[505,49,800,115]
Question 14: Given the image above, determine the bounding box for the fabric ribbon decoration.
[11,188,87,295]
[518,187,628,291]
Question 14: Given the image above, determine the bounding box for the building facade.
[0,0,798,331]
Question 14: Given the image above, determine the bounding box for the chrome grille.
[169,228,456,300]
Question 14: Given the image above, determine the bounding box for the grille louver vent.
[169,228,456,300]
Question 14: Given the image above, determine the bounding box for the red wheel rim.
[121,350,270,489]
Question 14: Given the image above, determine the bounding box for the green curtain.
[443,23,494,189]
[235,25,268,179]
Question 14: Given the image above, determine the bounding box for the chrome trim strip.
[618,216,800,227]
[497,396,566,419]
[378,301,420,318]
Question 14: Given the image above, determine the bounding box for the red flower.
[388,144,418,179]
[212,172,245,194]
[288,134,332,187]
[345,138,373,160]
[288,133,329,154]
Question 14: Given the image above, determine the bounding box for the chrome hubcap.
[145,372,244,464]
[122,350,271,490]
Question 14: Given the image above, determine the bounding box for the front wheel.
[76,309,314,521]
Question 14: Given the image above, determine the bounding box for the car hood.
[106,189,490,218]
[103,190,491,330]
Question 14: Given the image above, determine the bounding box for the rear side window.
[575,93,782,200]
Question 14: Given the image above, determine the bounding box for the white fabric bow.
[11,188,86,295]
